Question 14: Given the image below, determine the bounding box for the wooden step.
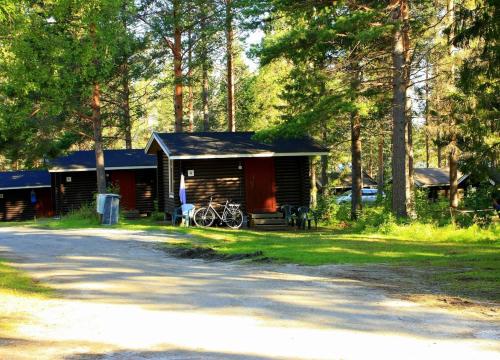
[252,224,289,231]
[249,212,283,219]
[251,218,286,225]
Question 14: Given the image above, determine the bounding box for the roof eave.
[168,151,329,160]
[48,166,157,173]
[0,185,51,191]
[145,132,172,157]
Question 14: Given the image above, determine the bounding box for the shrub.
[62,202,100,225]
[453,186,494,228]
[414,189,450,225]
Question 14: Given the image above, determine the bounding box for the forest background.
[0,0,497,219]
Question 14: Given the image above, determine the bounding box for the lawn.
[2,216,499,302]
[0,258,52,297]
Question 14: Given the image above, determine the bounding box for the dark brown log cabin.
[413,168,469,201]
[49,150,157,215]
[145,132,328,217]
[0,170,53,221]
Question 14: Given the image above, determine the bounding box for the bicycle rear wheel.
[193,207,216,227]
[225,209,244,229]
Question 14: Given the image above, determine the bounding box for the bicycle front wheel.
[193,207,216,227]
[225,209,244,229]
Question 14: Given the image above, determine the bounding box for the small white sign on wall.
[66,176,72,183]
[187,169,194,177]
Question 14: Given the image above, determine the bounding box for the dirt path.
[0,227,498,360]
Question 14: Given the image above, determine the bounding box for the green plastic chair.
[280,205,296,226]
[297,206,319,230]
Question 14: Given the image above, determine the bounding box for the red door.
[244,158,276,213]
[35,188,54,218]
[110,171,136,210]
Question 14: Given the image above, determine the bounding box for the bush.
[62,202,100,225]
[453,186,494,228]
[414,189,450,225]
[318,184,497,230]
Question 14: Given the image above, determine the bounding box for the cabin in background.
[330,171,378,194]
[0,170,53,221]
[145,132,328,218]
[414,168,469,201]
[49,150,157,215]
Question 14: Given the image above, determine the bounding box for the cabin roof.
[145,131,328,159]
[49,149,157,172]
[0,170,51,190]
[332,171,378,188]
[414,168,468,187]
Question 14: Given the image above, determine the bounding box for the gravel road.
[0,227,498,360]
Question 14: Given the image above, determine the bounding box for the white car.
[335,189,382,204]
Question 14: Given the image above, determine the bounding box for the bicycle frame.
[204,198,232,221]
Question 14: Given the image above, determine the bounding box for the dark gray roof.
[49,149,156,172]
[146,132,328,159]
[332,171,378,188]
[0,170,51,190]
[414,168,467,187]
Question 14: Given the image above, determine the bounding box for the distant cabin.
[0,170,53,221]
[49,149,157,215]
[414,167,469,200]
[145,131,328,218]
[330,171,378,194]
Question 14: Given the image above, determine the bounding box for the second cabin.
[49,149,157,215]
[145,132,328,219]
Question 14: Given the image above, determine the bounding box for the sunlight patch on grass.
[0,259,53,297]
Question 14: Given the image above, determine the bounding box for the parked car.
[335,188,383,204]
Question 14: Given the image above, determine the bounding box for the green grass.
[3,214,499,302]
[0,258,53,297]
[163,223,500,302]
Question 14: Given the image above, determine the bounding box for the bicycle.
[193,195,244,229]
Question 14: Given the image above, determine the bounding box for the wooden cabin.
[414,167,469,200]
[330,170,378,194]
[0,170,53,221]
[145,132,328,219]
[49,149,157,215]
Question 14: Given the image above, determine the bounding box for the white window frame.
[168,159,174,198]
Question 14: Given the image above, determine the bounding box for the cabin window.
[168,159,174,198]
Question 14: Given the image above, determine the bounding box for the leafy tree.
[0,0,132,193]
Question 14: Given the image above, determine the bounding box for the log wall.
[53,169,156,215]
[0,188,53,221]
[159,153,310,216]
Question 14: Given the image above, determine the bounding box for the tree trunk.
[187,29,194,132]
[368,142,373,178]
[121,2,132,149]
[391,0,411,218]
[310,157,317,208]
[437,144,443,167]
[92,82,106,194]
[199,6,210,131]
[425,61,430,168]
[122,62,132,149]
[351,111,362,220]
[202,63,210,131]
[173,1,183,132]
[447,0,458,209]
[225,0,235,132]
[407,100,415,217]
[377,136,384,196]
[321,123,328,189]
